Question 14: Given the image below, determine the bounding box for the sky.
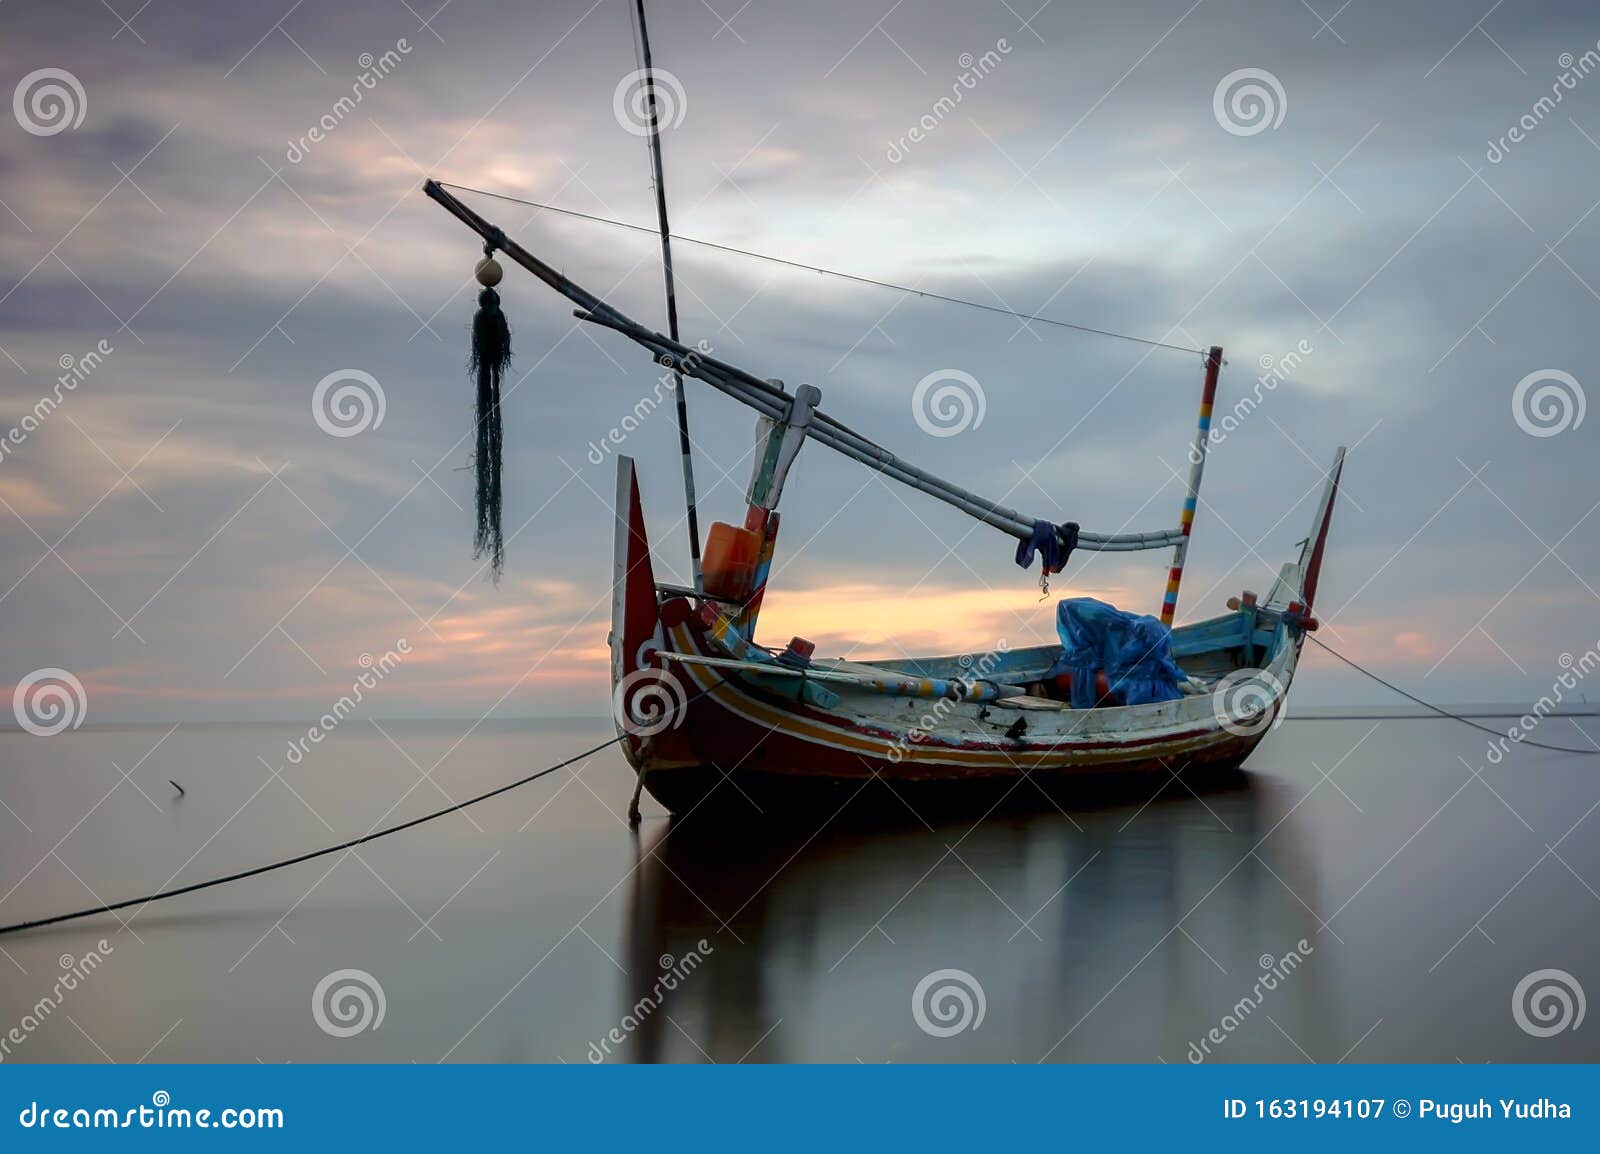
[1,0,1597,721]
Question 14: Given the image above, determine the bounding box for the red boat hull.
[607,448,1342,818]
[621,597,1270,816]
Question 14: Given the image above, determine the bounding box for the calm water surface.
[2,715,1597,1063]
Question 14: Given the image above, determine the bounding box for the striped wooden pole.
[1161,345,1223,627]
[735,507,780,639]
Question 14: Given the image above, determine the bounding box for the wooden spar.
[420,179,1186,555]
[747,383,820,512]
[1160,345,1223,626]
[583,311,1186,552]
[736,380,816,639]
[632,0,703,591]
[734,510,779,638]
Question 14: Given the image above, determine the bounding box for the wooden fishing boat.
[609,450,1343,815]
[425,174,1344,817]
[414,0,1348,817]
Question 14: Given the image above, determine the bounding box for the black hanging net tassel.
[469,240,511,579]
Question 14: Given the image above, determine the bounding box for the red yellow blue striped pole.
[1161,345,1223,627]
[735,505,780,640]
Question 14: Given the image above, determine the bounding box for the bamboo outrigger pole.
[1160,345,1223,626]
[633,0,703,592]
[420,181,1190,559]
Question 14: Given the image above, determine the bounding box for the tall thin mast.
[633,0,703,591]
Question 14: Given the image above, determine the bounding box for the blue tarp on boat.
[1044,597,1185,708]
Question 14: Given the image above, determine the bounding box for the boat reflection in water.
[619,770,1334,1063]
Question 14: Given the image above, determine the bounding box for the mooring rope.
[1306,634,1600,756]
[7,639,1592,936]
[0,732,632,937]
[433,181,1207,358]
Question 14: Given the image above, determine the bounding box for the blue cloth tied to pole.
[1043,597,1184,707]
[1015,520,1079,574]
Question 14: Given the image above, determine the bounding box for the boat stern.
[610,456,698,772]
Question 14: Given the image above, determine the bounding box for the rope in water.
[1307,634,1600,756]
[0,732,630,937]
[5,640,1593,935]
[434,181,1207,359]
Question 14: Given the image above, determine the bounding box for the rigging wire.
[1307,633,1600,756]
[433,180,1206,359]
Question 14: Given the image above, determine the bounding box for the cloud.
[1,0,1596,718]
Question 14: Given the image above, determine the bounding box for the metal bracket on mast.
[734,381,819,643]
